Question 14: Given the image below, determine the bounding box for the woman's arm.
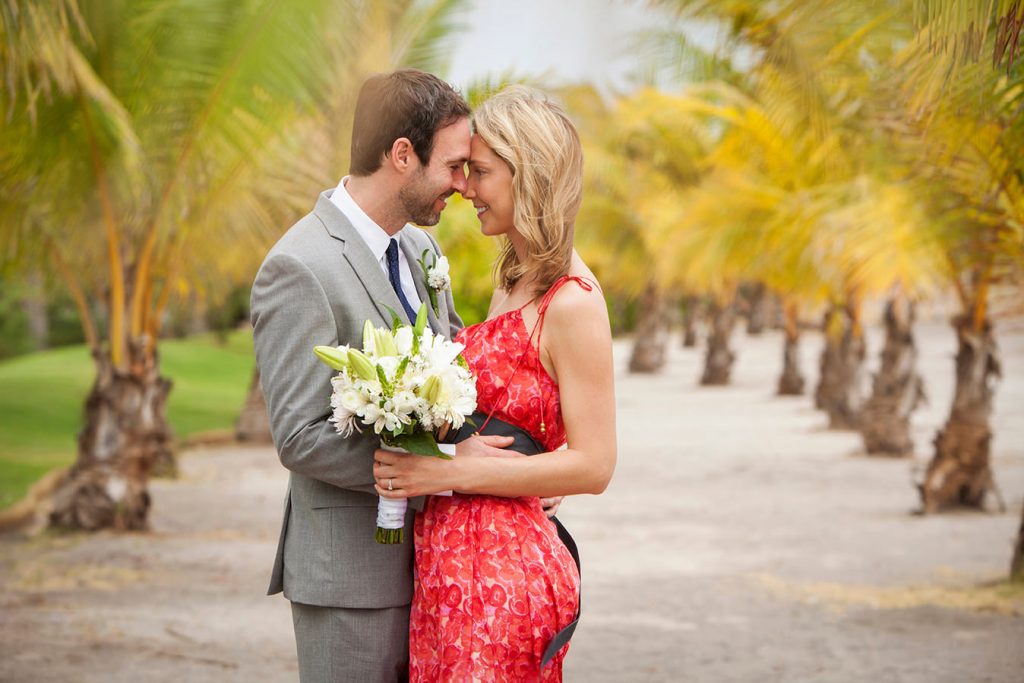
[373,281,617,498]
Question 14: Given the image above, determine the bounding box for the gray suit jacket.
[251,190,462,609]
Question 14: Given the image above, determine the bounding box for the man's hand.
[455,433,517,458]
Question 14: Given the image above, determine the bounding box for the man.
[250,69,511,682]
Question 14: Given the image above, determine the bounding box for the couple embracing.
[251,69,616,682]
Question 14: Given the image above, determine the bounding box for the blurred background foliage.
[2,0,1018,358]
[0,0,1022,542]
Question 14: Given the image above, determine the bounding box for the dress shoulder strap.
[476,276,597,436]
[530,275,599,345]
[537,275,597,316]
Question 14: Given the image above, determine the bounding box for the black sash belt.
[447,412,582,668]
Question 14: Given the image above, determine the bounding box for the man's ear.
[388,137,416,173]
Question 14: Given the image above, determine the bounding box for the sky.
[445,0,679,94]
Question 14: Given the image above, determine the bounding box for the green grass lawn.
[0,330,255,509]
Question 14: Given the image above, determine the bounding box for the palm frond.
[913,0,1024,70]
[393,0,469,75]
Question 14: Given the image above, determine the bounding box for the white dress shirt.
[330,177,422,313]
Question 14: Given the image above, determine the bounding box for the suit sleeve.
[251,252,377,493]
[425,231,463,337]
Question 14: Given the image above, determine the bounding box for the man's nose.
[452,168,468,194]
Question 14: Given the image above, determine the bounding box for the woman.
[373,85,616,681]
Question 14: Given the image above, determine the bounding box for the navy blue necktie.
[385,239,417,322]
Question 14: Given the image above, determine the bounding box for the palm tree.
[0,0,359,530]
[860,294,926,455]
[743,282,770,335]
[912,0,1024,572]
[680,295,702,348]
[647,1,1021,525]
[776,300,805,395]
[846,180,948,455]
[911,0,1023,70]
[896,2,1024,511]
[649,0,925,400]
[652,87,933,401]
[235,368,273,444]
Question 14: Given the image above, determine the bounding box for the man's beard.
[399,171,445,226]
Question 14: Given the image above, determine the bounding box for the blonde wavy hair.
[472,85,583,297]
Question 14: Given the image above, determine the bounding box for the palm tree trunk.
[629,282,668,373]
[49,341,174,531]
[777,301,805,395]
[236,367,273,443]
[700,299,736,385]
[861,298,925,456]
[813,307,838,410]
[769,294,785,331]
[746,282,768,335]
[919,314,1000,512]
[21,271,49,350]
[682,295,700,348]
[1011,505,1024,582]
[814,305,866,429]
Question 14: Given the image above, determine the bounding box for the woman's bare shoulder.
[545,265,607,327]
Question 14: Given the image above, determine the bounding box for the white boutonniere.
[418,249,450,316]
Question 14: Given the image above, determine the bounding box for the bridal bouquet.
[313,304,476,544]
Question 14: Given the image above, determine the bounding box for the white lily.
[418,330,465,371]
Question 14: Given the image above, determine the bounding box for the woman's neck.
[507,228,529,264]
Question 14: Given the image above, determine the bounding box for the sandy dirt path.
[2,320,1022,682]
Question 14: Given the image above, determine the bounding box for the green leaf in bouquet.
[375,364,394,394]
[380,304,403,333]
[395,356,410,381]
[414,302,428,337]
[388,431,451,459]
[409,309,425,357]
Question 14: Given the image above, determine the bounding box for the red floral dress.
[409,276,592,682]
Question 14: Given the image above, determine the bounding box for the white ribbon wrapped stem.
[376,443,456,531]
[376,497,406,529]
[377,444,408,530]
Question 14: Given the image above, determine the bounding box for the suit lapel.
[400,231,446,336]
[314,191,410,326]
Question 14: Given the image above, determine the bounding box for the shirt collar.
[330,176,397,263]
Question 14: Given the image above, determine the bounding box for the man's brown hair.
[349,69,470,176]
